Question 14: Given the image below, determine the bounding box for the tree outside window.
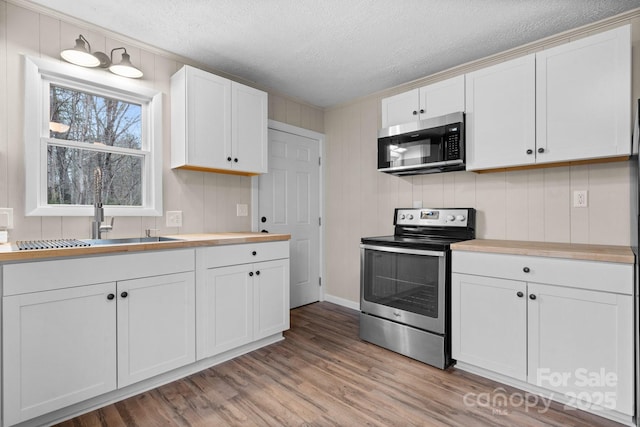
[48,85,143,206]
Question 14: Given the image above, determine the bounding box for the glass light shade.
[60,37,100,67]
[109,52,143,78]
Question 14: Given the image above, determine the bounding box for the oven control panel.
[394,208,471,227]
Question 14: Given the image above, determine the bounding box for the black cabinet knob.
[523,267,530,273]
[252,251,257,256]
[256,271,260,276]
[261,229,269,233]
[517,291,524,298]
[538,147,545,153]
[249,272,254,277]
[526,149,533,155]
[234,158,238,163]
[412,110,418,115]
[529,294,537,300]
[121,291,128,298]
[419,109,425,114]
[227,157,232,162]
[107,293,115,300]
[261,216,267,223]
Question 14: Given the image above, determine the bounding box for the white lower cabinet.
[2,250,196,426]
[196,242,290,360]
[3,283,117,426]
[117,272,196,387]
[452,250,634,418]
[1,241,290,426]
[451,274,527,381]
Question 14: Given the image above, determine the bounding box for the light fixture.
[60,35,100,67]
[108,48,143,78]
[60,35,143,79]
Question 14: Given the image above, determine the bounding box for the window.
[24,56,162,216]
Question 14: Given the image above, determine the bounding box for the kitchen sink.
[81,236,184,246]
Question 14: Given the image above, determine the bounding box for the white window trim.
[24,55,163,217]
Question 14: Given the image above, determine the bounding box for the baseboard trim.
[323,294,360,311]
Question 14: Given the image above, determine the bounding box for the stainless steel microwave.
[377,112,465,176]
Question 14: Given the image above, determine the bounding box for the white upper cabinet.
[465,55,536,170]
[381,75,465,128]
[536,25,631,163]
[466,25,631,171]
[171,65,268,175]
[419,75,465,120]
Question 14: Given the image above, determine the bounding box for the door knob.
[261,217,267,223]
[249,272,254,277]
[227,157,232,162]
[516,291,524,298]
[526,149,533,155]
[107,293,115,300]
[538,148,545,153]
[120,291,128,298]
[529,294,537,300]
[261,229,269,233]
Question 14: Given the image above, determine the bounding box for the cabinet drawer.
[452,251,632,295]
[3,249,195,296]
[197,241,289,269]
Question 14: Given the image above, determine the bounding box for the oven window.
[363,249,440,318]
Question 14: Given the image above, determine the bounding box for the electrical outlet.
[236,204,248,217]
[573,190,588,208]
[0,208,14,229]
[166,210,183,227]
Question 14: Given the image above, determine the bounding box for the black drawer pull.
[523,267,530,273]
[517,291,524,298]
[121,291,128,298]
[529,294,537,300]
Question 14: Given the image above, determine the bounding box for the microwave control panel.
[445,130,461,160]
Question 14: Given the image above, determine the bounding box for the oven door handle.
[360,244,445,257]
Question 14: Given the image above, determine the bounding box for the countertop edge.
[0,233,291,262]
[450,239,635,264]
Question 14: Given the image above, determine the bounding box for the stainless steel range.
[359,207,475,369]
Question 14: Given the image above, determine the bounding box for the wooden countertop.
[0,232,291,262]
[450,239,635,264]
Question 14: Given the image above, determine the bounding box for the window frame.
[24,55,163,217]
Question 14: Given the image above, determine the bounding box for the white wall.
[0,0,324,241]
[324,12,640,304]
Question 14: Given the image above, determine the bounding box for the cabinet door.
[381,88,420,128]
[232,82,268,174]
[451,273,527,380]
[186,66,232,169]
[465,54,536,170]
[198,264,254,359]
[3,283,117,426]
[527,283,633,415]
[418,75,465,120]
[117,272,195,387]
[254,259,290,339]
[536,26,631,164]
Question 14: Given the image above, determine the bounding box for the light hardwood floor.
[56,302,623,426]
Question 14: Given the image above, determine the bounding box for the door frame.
[251,120,326,303]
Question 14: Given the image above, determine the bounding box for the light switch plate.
[166,211,183,227]
[236,204,248,217]
[0,208,14,229]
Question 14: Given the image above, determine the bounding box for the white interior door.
[259,127,320,308]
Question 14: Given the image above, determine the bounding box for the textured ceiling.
[26,0,640,108]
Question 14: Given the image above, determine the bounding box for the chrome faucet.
[91,168,114,239]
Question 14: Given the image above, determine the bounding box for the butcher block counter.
[451,239,634,264]
[0,232,290,262]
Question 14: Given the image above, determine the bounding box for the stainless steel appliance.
[360,207,475,369]
[377,112,465,176]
